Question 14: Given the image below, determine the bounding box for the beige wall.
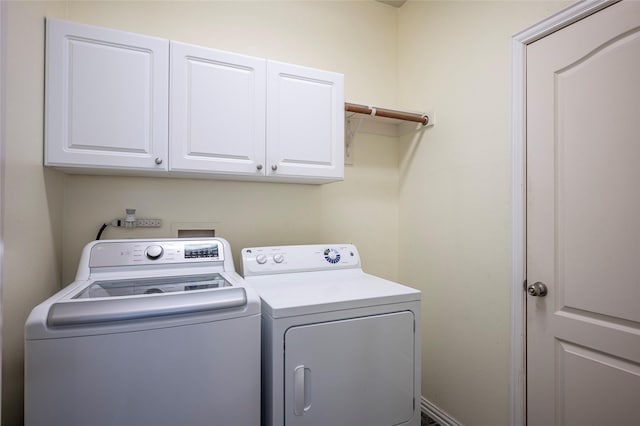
[397,1,568,425]
[2,1,575,425]
[60,133,400,285]
[3,1,66,423]
[3,1,399,424]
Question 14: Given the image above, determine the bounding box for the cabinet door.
[284,312,415,426]
[266,61,344,183]
[170,42,266,176]
[45,19,169,172]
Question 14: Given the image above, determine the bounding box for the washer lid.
[75,273,232,298]
[45,272,250,328]
[244,269,420,318]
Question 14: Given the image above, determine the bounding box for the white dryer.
[241,243,421,426]
[25,238,261,426]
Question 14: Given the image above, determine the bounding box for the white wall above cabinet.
[45,18,344,184]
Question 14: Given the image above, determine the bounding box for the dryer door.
[284,311,415,426]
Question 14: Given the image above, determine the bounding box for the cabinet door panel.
[45,19,168,172]
[266,61,344,182]
[284,312,415,426]
[170,42,266,175]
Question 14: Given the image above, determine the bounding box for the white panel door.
[266,61,344,182]
[526,2,640,425]
[170,42,266,176]
[284,312,415,426]
[45,19,168,172]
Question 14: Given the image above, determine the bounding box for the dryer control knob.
[324,248,341,264]
[256,254,268,264]
[273,254,284,263]
[145,245,164,260]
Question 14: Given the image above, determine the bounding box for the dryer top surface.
[244,268,420,318]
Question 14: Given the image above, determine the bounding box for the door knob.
[527,281,548,297]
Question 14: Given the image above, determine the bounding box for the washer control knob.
[145,245,164,260]
[273,254,285,264]
[256,254,268,264]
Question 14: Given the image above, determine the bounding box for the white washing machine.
[25,238,261,426]
[241,243,421,426]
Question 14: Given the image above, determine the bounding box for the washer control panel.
[89,239,224,268]
[241,244,361,276]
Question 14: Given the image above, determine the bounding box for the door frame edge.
[509,1,619,425]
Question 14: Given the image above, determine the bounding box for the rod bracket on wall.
[344,114,364,165]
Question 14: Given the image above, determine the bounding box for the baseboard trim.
[420,397,463,426]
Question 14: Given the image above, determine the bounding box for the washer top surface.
[241,244,420,318]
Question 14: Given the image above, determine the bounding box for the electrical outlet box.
[178,229,215,238]
[136,219,162,227]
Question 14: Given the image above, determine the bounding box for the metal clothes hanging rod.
[345,102,429,126]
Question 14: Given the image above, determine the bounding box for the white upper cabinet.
[266,61,344,183]
[170,42,266,177]
[45,18,169,173]
[45,19,344,183]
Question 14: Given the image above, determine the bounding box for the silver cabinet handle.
[256,164,263,171]
[527,281,548,297]
[154,157,163,165]
[271,164,278,171]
